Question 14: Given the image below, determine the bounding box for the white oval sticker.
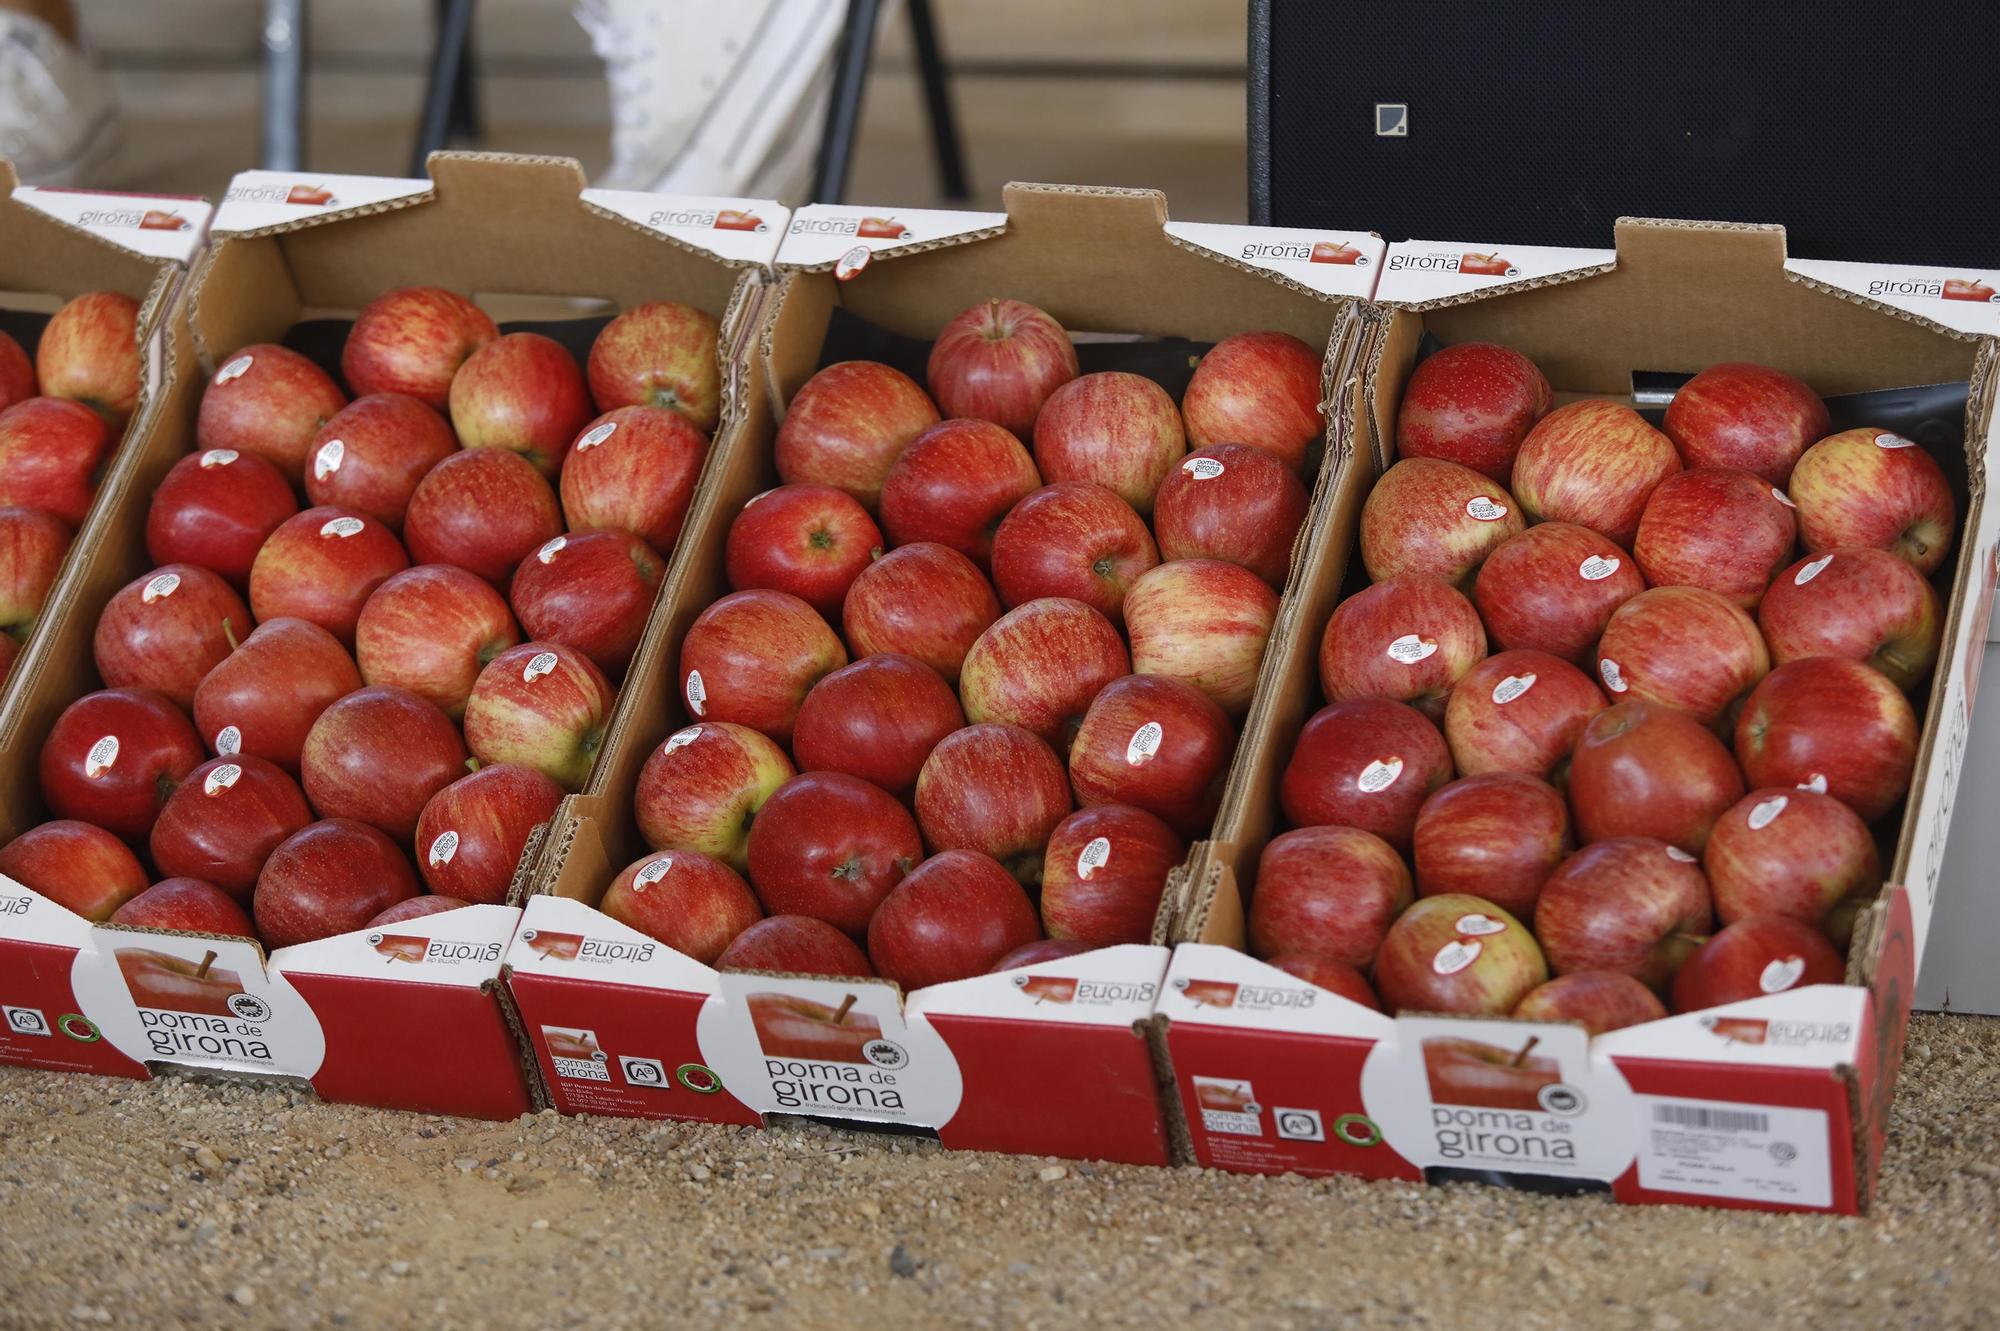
[1578,554,1620,582]
[428,830,460,867]
[84,735,120,779]
[1491,673,1536,705]
[1875,433,1916,450]
[1465,496,1509,522]
[213,725,242,756]
[1455,913,1505,937]
[635,857,673,888]
[1182,456,1226,480]
[1793,555,1834,586]
[1386,634,1437,665]
[663,726,702,756]
[1666,845,1698,863]
[203,763,243,796]
[1760,955,1807,993]
[199,449,239,468]
[215,354,253,384]
[536,536,567,564]
[1799,773,1829,795]
[1433,939,1481,975]
[1357,757,1404,793]
[141,572,181,604]
[523,650,560,683]
[1771,487,1796,509]
[1076,836,1113,881]
[1125,721,1165,767]
[834,244,872,281]
[320,516,365,539]
[314,439,345,480]
[576,420,618,451]
[684,669,708,715]
[1747,795,1788,831]
[1599,657,1628,694]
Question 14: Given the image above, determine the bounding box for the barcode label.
[1635,1094,1831,1207]
[1651,1103,1769,1133]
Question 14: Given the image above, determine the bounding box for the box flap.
[1786,258,2000,340]
[581,189,790,267]
[1376,239,1616,307]
[777,202,1008,272]
[212,168,433,235]
[1165,221,1383,299]
[12,187,213,265]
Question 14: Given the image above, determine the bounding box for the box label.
[212,170,431,233]
[1786,258,2000,338]
[1375,240,1615,304]
[1633,1094,1832,1208]
[13,187,212,263]
[1165,222,1383,299]
[777,204,1007,268]
[581,189,789,267]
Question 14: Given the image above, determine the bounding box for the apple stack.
[607,297,1329,990]
[1,286,727,956]
[1252,344,1949,1030]
[0,292,145,683]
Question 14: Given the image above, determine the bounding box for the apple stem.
[221,617,241,653]
[196,950,217,980]
[1508,1035,1540,1067]
[832,994,857,1026]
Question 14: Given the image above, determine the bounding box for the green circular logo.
[1333,1112,1381,1147]
[57,1013,100,1043]
[676,1063,723,1095]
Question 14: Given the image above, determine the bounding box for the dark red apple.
[249,506,409,646]
[990,481,1157,621]
[791,653,963,797]
[0,819,148,920]
[991,939,1094,972]
[925,298,1078,437]
[1663,363,1829,487]
[509,529,664,676]
[403,447,563,587]
[1266,954,1381,1010]
[0,327,31,411]
[841,541,999,683]
[150,756,313,901]
[1249,824,1412,966]
[877,418,1041,567]
[196,343,348,483]
[775,360,940,508]
[304,393,457,529]
[1594,586,1770,726]
[1373,894,1547,1016]
[463,642,615,790]
[1789,428,1955,576]
[744,771,922,937]
[1705,787,1881,946]
[1512,971,1667,1034]
[414,763,564,905]
[253,818,422,948]
[1181,330,1324,471]
[1412,772,1571,919]
[1511,400,1682,547]
[449,331,592,474]
[679,589,847,745]
[0,396,108,526]
[1394,341,1552,482]
[559,405,709,552]
[585,300,721,430]
[1068,673,1234,838]
[724,484,883,620]
[958,597,1128,743]
[1757,547,1943,689]
[1443,649,1606,780]
[110,878,257,939]
[367,896,470,927]
[1671,915,1846,1014]
[93,565,251,710]
[914,723,1072,886]
[866,849,1040,990]
[634,721,795,872]
[1568,700,1746,853]
[1473,522,1643,664]
[1039,804,1184,945]
[1279,698,1452,852]
[341,286,497,411]
[715,915,874,977]
[1150,443,1310,587]
[300,686,468,843]
[39,687,204,842]
[146,447,297,588]
[355,564,519,719]
[1633,467,1796,609]
[1030,372,1186,512]
[1535,838,1712,990]
[1359,457,1524,586]
[1735,657,1917,821]
[1319,576,1487,720]
[193,617,360,772]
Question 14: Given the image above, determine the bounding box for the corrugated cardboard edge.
[209,175,437,240]
[1379,258,1617,314]
[777,221,1011,273]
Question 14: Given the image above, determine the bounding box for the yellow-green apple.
[914,722,1072,885]
[254,818,421,948]
[39,687,203,841]
[192,618,358,771]
[1671,914,1844,1014]
[1151,443,1310,586]
[1594,586,1769,725]
[1633,467,1796,608]
[959,596,1127,744]
[341,286,497,410]
[925,298,1078,437]
[1758,548,1942,689]
[1374,893,1547,1015]
[1069,672,1234,837]
[841,541,999,683]
[636,720,795,871]
[196,343,347,482]
[1512,971,1666,1034]
[1443,649,1606,779]
[149,755,313,900]
[1181,330,1324,471]
[991,938,1093,972]
[725,483,883,620]
[1393,341,1552,482]
[1473,522,1643,663]
[1279,697,1451,851]
[0,396,110,525]
[35,291,141,424]
[1360,457,1524,586]
[404,447,563,586]
[249,506,408,645]
[94,565,250,709]
[146,447,296,588]
[1031,372,1186,512]
[775,360,939,508]
[1267,954,1382,1010]
[301,686,468,842]
[559,405,708,550]
[792,653,963,797]
[1663,362,1829,487]
[1319,576,1487,720]
[356,565,519,719]
[414,762,563,904]
[367,895,470,927]
[1039,804,1183,945]
[1705,787,1880,946]
[878,417,1041,567]
[866,848,1040,989]
[991,481,1157,621]
[679,588,847,744]
[1735,657,1917,821]
[1511,399,1682,546]
[110,878,256,939]
[448,332,592,474]
[585,300,721,430]
[0,328,31,410]
[0,505,70,642]
[1535,838,1712,990]
[509,530,664,676]
[463,641,615,789]
[1568,700,1745,852]
[1789,428,1955,575]
[1412,772,1571,918]
[1249,824,1412,966]
[715,915,874,977]
[1124,559,1277,715]
[304,393,457,529]
[745,771,922,936]
[0,819,147,919]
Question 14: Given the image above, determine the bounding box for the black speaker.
[1249,1,2000,266]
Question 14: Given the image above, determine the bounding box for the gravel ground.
[3,1012,1997,1331]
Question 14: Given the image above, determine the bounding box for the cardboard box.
[0,155,781,1118]
[1157,218,1997,1212]
[503,183,1380,1161]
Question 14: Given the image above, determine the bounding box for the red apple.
[1068,673,1234,837]
[509,529,664,676]
[1663,363,1829,487]
[1039,804,1184,945]
[150,756,314,901]
[715,915,874,977]
[867,849,1040,990]
[1671,915,1845,1014]
[1594,586,1770,726]
[449,332,592,474]
[1374,894,1547,1016]
[301,686,468,842]
[193,617,360,772]
[0,396,110,525]
[254,818,422,948]
[1249,824,1412,966]
[991,939,1094,972]
[1031,372,1186,512]
[1735,657,1917,821]
[925,298,1078,437]
[725,484,883,620]
[559,405,708,551]
[341,286,497,411]
[679,589,847,745]
[403,448,563,586]
[414,763,563,905]
[110,878,256,939]
[146,447,296,588]
[93,565,250,710]
[1568,700,1746,853]
[0,328,31,410]
[990,481,1157,621]
[1359,457,1524,586]
[367,896,470,927]
[463,642,615,790]
[1319,576,1487,720]
[1473,522,1643,663]
[196,343,347,483]
[0,632,14,681]
[1181,330,1324,471]
[39,688,204,842]
[249,506,409,646]
[1633,467,1796,609]
[1280,698,1452,852]
[959,597,1128,744]
[356,564,519,719]
[878,418,1041,568]
[35,291,141,424]
[1758,547,1943,689]
[585,300,721,431]
[1789,428,1955,576]
[1535,838,1712,990]
[1394,341,1552,482]
[1443,649,1607,780]
[1705,787,1881,946]
[1412,772,1571,919]
[1511,400,1682,547]
[1266,955,1381,1010]
[1151,444,1310,587]
[635,721,795,872]
[775,361,940,508]
[841,542,999,683]
[1124,559,1277,715]
[0,820,147,920]
[792,653,963,797]
[745,771,922,937]
[0,505,70,641]
[1512,971,1666,1034]
[914,723,1072,885]
[304,393,457,529]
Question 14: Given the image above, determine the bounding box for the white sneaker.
[0,12,119,187]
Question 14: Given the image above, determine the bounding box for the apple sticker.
[85,735,120,778]
[1076,836,1112,880]
[523,650,559,683]
[536,536,567,564]
[1432,939,1481,975]
[1454,913,1505,936]
[1794,554,1834,586]
[203,763,243,796]
[142,572,181,603]
[215,354,253,384]
[1577,555,1620,581]
[576,420,618,451]
[1491,673,1536,705]
[319,516,365,539]
[199,449,239,468]
[1874,433,1916,450]
[834,244,872,281]
[634,857,673,888]
[684,669,708,715]
[1748,795,1788,831]
[1799,773,1829,794]
[1759,955,1807,993]
[1183,457,1226,480]
[1386,634,1438,664]
[1770,487,1796,509]
[1358,757,1404,793]
[1465,496,1509,522]
[1125,721,1164,767]
[663,726,702,756]
[1665,845,1697,863]
[313,439,345,479]
[213,725,242,756]
[428,830,459,867]
[1598,657,1628,694]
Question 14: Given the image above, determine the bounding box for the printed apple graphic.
[93,565,250,710]
[1068,673,1235,838]
[1266,954,1380,1010]
[36,290,142,424]
[367,895,470,927]
[1757,547,1943,689]
[1511,400,1683,547]
[560,405,709,552]
[1512,971,1667,1035]
[1420,1036,1562,1111]
[1124,559,1279,716]
[1734,657,1917,821]
[1662,362,1829,486]
[509,530,664,677]
[114,948,244,1018]
[1670,915,1845,1015]
[0,819,148,920]
[341,286,498,410]
[991,939,1094,972]
[1359,457,1523,586]
[403,446,564,587]
[256,818,426,945]
[1456,252,1514,277]
[249,506,409,646]
[1942,278,1998,302]
[414,762,563,905]
[1534,838,1712,991]
[679,588,848,745]
[925,298,1079,438]
[958,596,1128,744]
[1473,522,1643,663]
[990,481,1158,622]
[1594,586,1770,726]
[1249,824,1413,967]
[196,342,348,483]
[449,331,594,473]
[110,878,257,939]
[745,771,922,937]
[1031,372,1187,512]
[1319,576,1487,720]
[145,448,297,589]
[1789,428,1956,576]
[1412,772,1571,920]
[791,653,963,797]
[745,992,881,1063]
[1181,330,1324,471]
[841,541,999,684]
[1704,787,1880,946]
[39,687,204,842]
[1279,697,1452,852]
[303,392,457,529]
[725,484,884,621]
[1374,894,1547,1016]
[914,722,1072,886]
[600,849,762,964]
[1443,649,1606,780]
[716,916,874,978]
[866,849,1041,990]
[1567,700,1746,854]
[1150,443,1310,587]
[1633,467,1797,609]
[356,564,520,719]
[1039,804,1184,945]
[1394,341,1552,483]
[775,360,940,508]
[635,720,795,872]
[462,641,616,789]
[878,417,1042,568]
[0,396,109,526]
[150,756,314,901]
[585,300,722,432]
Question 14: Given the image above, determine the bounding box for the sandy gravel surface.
[3,1011,1997,1330]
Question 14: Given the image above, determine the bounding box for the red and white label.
[1454,913,1505,936]
[834,244,872,281]
[1491,673,1536,705]
[1386,634,1437,664]
[523,651,560,683]
[141,572,180,603]
[575,421,617,451]
[1076,836,1112,880]
[1357,758,1404,793]
[1433,939,1481,975]
[1794,554,1834,586]
[1465,496,1509,522]
[84,736,119,779]
[1598,657,1628,694]
[313,439,344,479]
[1760,956,1807,993]
[319,516,365,539]
[1875,433,1916,450]
[663,726,701,756]
[1182,457,1226,480]
[213,725,242,756]
[1125,722,1164,767]
[1747,795,1788,831]
[428,831,460,867]
[199,449,239,468]
[203,764,243,796]
[684,670,708,715]
[1578,555,1620,581]
[215,355,253,384]
[536,536,567,564]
